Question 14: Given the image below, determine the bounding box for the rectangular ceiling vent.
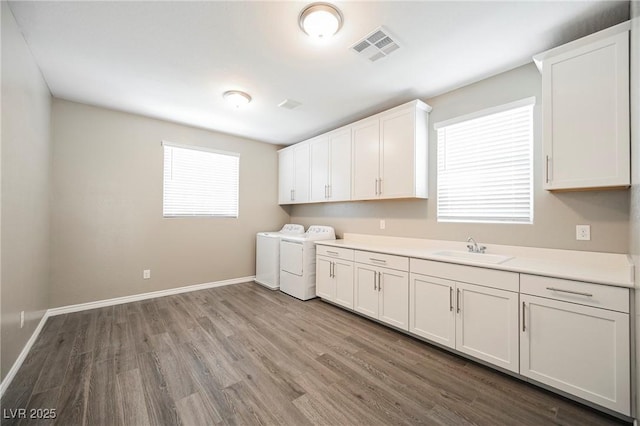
[350,27,400,62]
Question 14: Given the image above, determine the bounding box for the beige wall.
[630,0,639,419]
[1,3,52,381]
[291,63,630,253]
[50,99,289,308]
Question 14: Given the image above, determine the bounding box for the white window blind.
[163,142,239,217]
[435,98,534,224]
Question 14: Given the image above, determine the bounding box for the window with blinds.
[435,98,534,224]
[163,142,239,217]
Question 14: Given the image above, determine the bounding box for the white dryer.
[255,224,305,290]
[280,225,336,300]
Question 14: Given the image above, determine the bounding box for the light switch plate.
[380,219,386,230]
[576,225,591,241]
[143,269,151,279]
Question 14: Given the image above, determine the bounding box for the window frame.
[434,97,535,225]
[162,141,240,218]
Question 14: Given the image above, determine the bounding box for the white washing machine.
[280,225,336,300]
[255,224,305,290]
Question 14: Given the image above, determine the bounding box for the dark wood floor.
[1,282,628,425]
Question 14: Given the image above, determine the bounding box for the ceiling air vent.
[350,27,400,62]
[278,99,302,110]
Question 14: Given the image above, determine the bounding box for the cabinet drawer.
[355,250,408,271]
[317,245,354,261]
[410,258,518,293]
[520,274,629,313]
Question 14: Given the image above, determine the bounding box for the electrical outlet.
[576,225,591,241]
[380,219,386,230]
[143,269,151,279]
[20,311,24,328]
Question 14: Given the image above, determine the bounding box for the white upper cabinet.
[352,117,380,199]
[352,100,430,200]
[278,142,310,205]
[280,99,430,205]
[309,128,352,202]
[534,22,630,191]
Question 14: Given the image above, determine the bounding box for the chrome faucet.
[467,237,486,254]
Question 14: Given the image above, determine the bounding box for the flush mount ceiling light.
[223,90,252,108]
[299,3,343,39]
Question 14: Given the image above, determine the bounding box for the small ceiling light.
[223,90,251,108]
[299,3,343,39]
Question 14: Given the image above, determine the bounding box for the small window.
[435,98,534,224]
[162,142,239,217]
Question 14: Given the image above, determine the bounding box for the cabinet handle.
[545,287,593,297]
[378,272,382,292]
[373,272,377,291]
[369,258,387,264]
[374,178,379,195]
[449,287,453,311]
[522,301,526,332]
[545,156,550,183]
[290,189,293,201]
[331,262,335,278]
[379,178,383,195]
[324,185,327,198]
[328,184,332,198]
[456,288,460,313]
[327,251,339,256]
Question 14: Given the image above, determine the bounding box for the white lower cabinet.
[354,251,409,330]
[409,272,519,373]
[316,247,354,309]
[455,282,519,373]
[520,275,630,415]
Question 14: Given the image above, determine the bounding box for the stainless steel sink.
[431,250,513,264]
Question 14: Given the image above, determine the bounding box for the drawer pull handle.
[327,251,339,256]
[546,287,593,297]
[369,258,387,264]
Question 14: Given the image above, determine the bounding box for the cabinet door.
[278,148,294,204]
[354,264,379,318]
[328,129,352,202]
[315,257,335,301]
[455,282,519,373]
[543,31,629,190]
[409,274,455,349]
[351,118,380,200]
[334,260,354,309]
[378,268,409,330]
[520,294,630,415]
[310,136,330,202]
[380,107,416,199]
[293,143,310,203]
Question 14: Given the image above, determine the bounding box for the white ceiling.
[7,1,629,145]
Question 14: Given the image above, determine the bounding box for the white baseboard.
[0,276,253,397]
[47,276,254,316]
[0,313,49,398]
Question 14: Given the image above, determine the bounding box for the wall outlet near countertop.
[380,219,386,230]
[143,269,151,279]
[576,225,591,241]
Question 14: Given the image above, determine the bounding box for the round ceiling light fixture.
[223,90,252,108]
[299,3,343,39]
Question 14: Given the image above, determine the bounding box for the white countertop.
[315,234,635,288]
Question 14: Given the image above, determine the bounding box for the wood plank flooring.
[1,282,629,425]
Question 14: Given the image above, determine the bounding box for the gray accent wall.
[1,3,52,381]
[49,100,289,308]
[290,63,631,253]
